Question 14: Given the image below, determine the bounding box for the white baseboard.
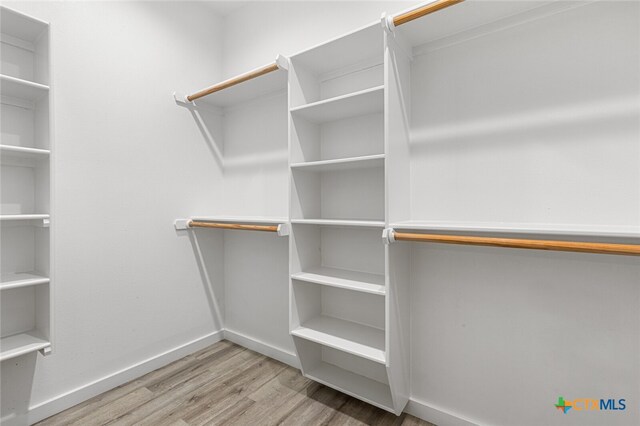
[27,330,224,425]
[406,397,480,426]
[223,328,299,368]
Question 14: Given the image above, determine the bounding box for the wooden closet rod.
[188,220,279,232]
[187,62,280,102]
[392,231,640,256]
[393,0,465,27]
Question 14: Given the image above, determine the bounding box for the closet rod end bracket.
[275,54,289,71]
[173,92,191,105]
[174,218,191,230]
[381,12,396,34]
[277,223,290,237]
[382,228,396,245]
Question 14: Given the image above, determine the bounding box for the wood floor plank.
[36,340,435,426]
[105,350,260,426]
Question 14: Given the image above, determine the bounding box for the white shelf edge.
[0,272,49,291]
[290,85,384,114]
[0,214,50,221]
[291,219,385,228]
[390,221,640,239]
[291,316,386,364]
[292,268,385,296]
[0,73,49,91]
[0,331,50,362]
[0,144,50,156]
[290,154,385,171]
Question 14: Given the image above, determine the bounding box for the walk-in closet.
[1,1,638,425]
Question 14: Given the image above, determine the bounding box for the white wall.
[1,1,226,423]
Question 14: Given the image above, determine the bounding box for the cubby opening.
[292,337,392,411]
[291,165,384,222]
[290,111,384,164]
[289,23,383,108]
[0,9,49,86]
[0,223,50,281]
[290,224,384,290]
[291,280,385,362]
[1,96,49,150]
[1,162,49,215]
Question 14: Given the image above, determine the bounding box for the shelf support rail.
[177,55,288,103]
[386,0,465,31]
[382,228,640,256]
[175,219,289,236]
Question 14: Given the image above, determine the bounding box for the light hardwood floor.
[36,340,434,426]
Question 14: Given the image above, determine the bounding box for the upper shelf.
[393,0,557,49]
[0,6,48,44]
[290,86,384,123]
[0,74,49,102]
[176,56,288,108]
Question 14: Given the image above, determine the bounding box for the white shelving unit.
[0,6,52,362]
[288,20,409,414]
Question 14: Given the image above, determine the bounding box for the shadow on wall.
[173,227,225,329]
[1,354,37,425]
[175,92,289,175]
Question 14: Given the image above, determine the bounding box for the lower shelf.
[292,315,385,364]
[305,362,393,412]
[0,331,50,362]
[292,266,385,295]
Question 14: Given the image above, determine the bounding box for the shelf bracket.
[40,218,50,228]
[382,228,395,245]
[41,346,52,356]
[277,223,290,237]
[174,218,190,230]
[173,92,191,105]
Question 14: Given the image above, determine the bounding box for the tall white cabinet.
[0,7,53,361]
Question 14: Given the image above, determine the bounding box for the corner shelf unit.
[0,6,53,362]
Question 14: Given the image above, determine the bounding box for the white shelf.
[304,362,393,412]
[291,154,384,173]
[391,220,640,239]
[0,214,49,221]
[0,74,49,102]
[0,272,49,291]
[290,86,384,123]
[0,331,50,362]
[192,65,288,108]
[291,219,384,228]
[190,215,288,225]
[0,145,50,167]
[292,315,385,364]
[292,266,385,296]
